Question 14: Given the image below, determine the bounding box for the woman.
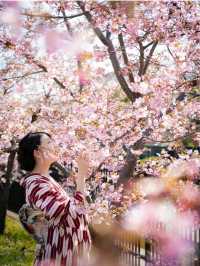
[17,132,91,266]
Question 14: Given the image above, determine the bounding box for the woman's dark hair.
[17,132,51,172]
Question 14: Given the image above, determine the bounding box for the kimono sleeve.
[26,175,86,221]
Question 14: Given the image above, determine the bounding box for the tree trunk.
[0,182,10,234]
[118,149,137,185]
[117,127,153,185]
[0,139,17,234]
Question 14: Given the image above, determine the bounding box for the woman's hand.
[76,151,90,193]
[76,151,90,178]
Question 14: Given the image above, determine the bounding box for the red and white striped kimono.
[21,174,91,266]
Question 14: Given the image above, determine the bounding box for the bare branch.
[29,58,76,98]
[21,11,88,20]
[53,77,65,89]
[61,9,73,34]
[143,41,154,50]
[167,44,177,62]
[1,70,44,81]
[140,30,151,41]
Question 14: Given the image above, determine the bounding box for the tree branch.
[87,160,107,181]
[108,41,142,102]
[1,70,45,81]
[77,1,109,46]
[118,32,134,83]
[110,126,135,147]
[142,41,158,75]
[167,44,177,62]
[21,11,88,20]
[77,1,142,102]
[1,39,76,98]
[117,127,153,184]
[138,40,144,76]
[118,149,137,184]
[61,9,73,34]
[144,130,197,144]
[143,41,154,50]
[30,58,75,98]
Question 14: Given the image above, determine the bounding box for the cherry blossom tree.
[0,3,200,260]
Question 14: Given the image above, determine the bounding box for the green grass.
[0,217,35,266]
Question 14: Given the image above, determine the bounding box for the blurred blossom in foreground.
[121,158,200,264]
[43,28,88,57]
[123,201,196,262]
[163,158,200,181]
[137,177,165,198]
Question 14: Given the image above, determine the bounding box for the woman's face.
[36,134,59,165]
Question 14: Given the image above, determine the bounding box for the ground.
[0,217,34,266]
